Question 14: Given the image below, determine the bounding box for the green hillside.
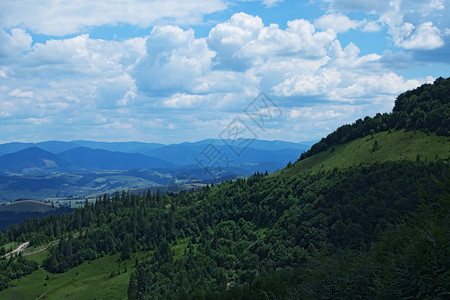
[0,253,132,300]
[280,129,449,176]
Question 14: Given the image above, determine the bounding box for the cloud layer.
[0,0,226,36]
[0,0,447,143]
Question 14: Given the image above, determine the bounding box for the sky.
[0,0,449,144]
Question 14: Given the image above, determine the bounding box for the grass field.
[25,248,51,266]
[278,130,450,177]
[1,241,19,253]
[172,237,191,260]
[0,253,139,300]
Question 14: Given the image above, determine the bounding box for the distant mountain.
[0,141,165,155]
[57,147,174,170]
[0,141,80,155]
[70,141,165,154]
[36,141,80,153]
[0,139,311,180]
[0,142,35,154]
[146,141,308,167]
[0,147,73,174]
[184,139,310,151]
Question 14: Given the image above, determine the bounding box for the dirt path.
[4,232,81,259]
[4,241,29,258]
[24,240,58,256]
[23,232,80,257]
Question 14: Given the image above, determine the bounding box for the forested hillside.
[0,78,449,299]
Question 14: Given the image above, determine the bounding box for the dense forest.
[0,206,73,232]
[0,160,448,298]
[0,78,449,298]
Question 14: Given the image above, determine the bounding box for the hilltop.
[280,129,449,176]
[279,76,449,176]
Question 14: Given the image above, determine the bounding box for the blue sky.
[0,0,449,144]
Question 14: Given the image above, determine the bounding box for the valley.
[0,139,311,203]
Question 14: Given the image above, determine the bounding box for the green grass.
[172,237,191,260]
[0,253,137,300]
[1,241,19,252]
[279,130,450,177]
[25,248,50,266]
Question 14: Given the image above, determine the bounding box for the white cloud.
[362,21,382,32]
[208,12,264,71]
[0,28,32,62]
[289,107,342,120]
[0,0,227,36]
[0,32,145,139]
[96,74,137,109]
[315,14,362,33]
[337,72,422,98]
[0,7,439,143]
[430,0,445,10]
[163,93,210,108]
[133,25,214,94]
[262,0,283,8]
[208,13,336,71]
[323,0,448,52]
[0,67,7,78]
[272,68,342,97]
[22,35,145,77]
[9,89,34,98]
[392,22,444,50]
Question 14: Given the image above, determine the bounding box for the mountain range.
[0,139,312,175]
[0,139,313,202]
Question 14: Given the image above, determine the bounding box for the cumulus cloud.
[0,32,145,141]
[208,12,264,71]
[0,8,435,143]
[392,22,444,50]
[322,0,448,52]
[96,74,137,109]
[22,35,145,77]
[208,13,336,71]
[361,21,382,32]
[337,72,423,99]
[133,25,214,94]
[314,14,363,33]
[272,68,342,97]
[0,0,227,36]
[0,28,32,62]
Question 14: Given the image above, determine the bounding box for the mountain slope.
[280,129,449,176]
[57,147,174,170]
[298,76,449,162]
[70,140,165,154]
[281,76,450,177]
[0,147,72,174]
[147,143,305,167]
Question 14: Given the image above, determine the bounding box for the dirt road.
[4,241,30,258]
